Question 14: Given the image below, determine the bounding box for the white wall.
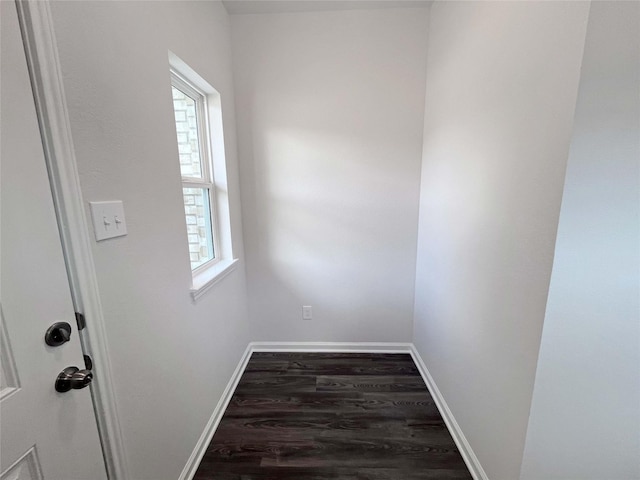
[520,2,640,478]
[49,2,251,479]
[231,8,429,342]
[413,2,590,478]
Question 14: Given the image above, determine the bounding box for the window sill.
[190,258,239,302]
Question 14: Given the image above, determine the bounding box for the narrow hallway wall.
[413,2,590,478]
[49,2,251,478]
[521,3,640,478]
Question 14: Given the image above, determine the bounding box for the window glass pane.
[183,187,215,269]
[172,86,203,178]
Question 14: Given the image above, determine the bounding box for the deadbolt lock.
[44,322,72,347]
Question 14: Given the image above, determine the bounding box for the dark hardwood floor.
[194,352,472,480]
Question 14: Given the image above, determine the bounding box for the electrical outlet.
[89,200,128,241]
[302,306,312,320]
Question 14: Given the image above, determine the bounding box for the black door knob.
[55,366,93,392]
[45,322,72,346]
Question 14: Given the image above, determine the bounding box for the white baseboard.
[409,345,489,480]
[180,341,487,480]
[250,341,413,353]
[178,343,253,480]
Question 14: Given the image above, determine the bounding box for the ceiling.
[222,0,431,15]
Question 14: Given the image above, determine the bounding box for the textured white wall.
[231,9,429,342]
[413,2,589,478]
[49,2,251,479]
[521,3,640,478]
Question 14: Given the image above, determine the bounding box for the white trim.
[409,345,489,480]
[250,341,413,353]
[190,258,239,302]
[15,2,128,479]
[169,51,235,284]
[178,344,254,480]
[171,70,220,273]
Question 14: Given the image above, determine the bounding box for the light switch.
[89,201,128,241]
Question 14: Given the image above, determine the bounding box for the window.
[169,53,237,300]
[171,74,216,270]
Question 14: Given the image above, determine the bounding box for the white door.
[0,2,108,479]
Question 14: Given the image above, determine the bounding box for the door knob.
[55,366,93,392]
[45,322,72,346]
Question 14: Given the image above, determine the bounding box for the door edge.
[15,1,129,479]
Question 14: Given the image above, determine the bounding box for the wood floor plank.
[316,374,427,392]
[286,357,419,376]
[193,353,472,479]
[233,373,318,394]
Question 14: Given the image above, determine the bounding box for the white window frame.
[169,52,238,301]
[171,71,220,273]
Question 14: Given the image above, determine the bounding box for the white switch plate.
[89,201,128,241]
[302,305,312,320]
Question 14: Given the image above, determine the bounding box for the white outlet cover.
[89,201,128,241]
